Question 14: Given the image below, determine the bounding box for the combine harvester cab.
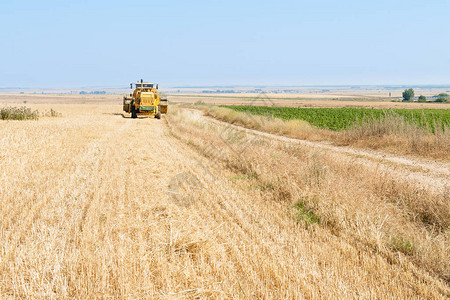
[123,79,168,119]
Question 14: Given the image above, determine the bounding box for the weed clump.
[0,106,62,120]
[42,109,62,117]
[0,106,39,120]
[391,236,413,254]
[294,201,320,225]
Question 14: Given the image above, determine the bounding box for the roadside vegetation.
[201,105,450,159]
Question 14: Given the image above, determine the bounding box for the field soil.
[0,100,449,298]
[169,94,450,109]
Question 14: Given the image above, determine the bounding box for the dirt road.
[194,109,450,194]
[0,104,448,298]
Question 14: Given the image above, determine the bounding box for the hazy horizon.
[2,84,450,90]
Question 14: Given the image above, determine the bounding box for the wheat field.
[0,103,448,299]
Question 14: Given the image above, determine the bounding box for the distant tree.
[402,88,415,101]
[435,93,449,102]
[418,95,427,102]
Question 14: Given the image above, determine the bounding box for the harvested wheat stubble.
[0,103,448,299]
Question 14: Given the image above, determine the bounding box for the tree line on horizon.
[402,88,449,103]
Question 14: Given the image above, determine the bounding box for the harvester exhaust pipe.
[141,79,143,83]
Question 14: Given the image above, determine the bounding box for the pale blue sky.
[1,0,449,88]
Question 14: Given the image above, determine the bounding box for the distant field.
[170,94,450,109]
[1,93,449,110]
[223,106,450,132]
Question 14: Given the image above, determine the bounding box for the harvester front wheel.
[156,106,161,119]
[131,106,137,119]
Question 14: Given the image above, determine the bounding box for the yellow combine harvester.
[123,79,168,119]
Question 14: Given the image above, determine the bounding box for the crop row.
[222,106,450,132]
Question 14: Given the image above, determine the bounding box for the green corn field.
[222,106,450,132]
